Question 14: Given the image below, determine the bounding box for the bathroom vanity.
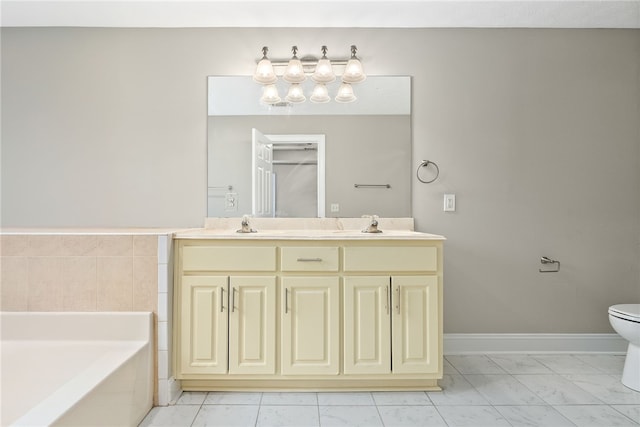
[173,218,444,391]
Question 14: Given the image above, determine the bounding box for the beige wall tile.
[63,257,97,311]
[97,257,133,311]
[28,257,64,311]
[133,256,158,312]
[134,235,158,256]
[28,235,63,256]
[1,235,30,256]
[61,235,98,256]
[0,256,28,310]
[96,235,133,257]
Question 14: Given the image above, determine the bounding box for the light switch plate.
[444,194,456,212]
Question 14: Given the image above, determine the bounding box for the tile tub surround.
[0,229,180,406]
[140,353,640,427]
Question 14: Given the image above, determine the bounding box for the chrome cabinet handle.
[231,287,236,313]
[220,287,225,312]
[395,286,401,314]
[285,288,289,314]
[385,286,389,315]
[296,258,323,262]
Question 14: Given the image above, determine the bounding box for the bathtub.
[1,312,154,426]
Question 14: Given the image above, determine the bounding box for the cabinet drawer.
[281,247,339,272]
[182,246,276,271]
[343,246,437,272]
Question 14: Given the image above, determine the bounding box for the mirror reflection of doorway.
[252,129,325,218]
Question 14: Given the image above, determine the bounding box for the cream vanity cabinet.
[177,246,277,376]
[174,235,443,391]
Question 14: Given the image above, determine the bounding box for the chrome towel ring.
[416,160,440,184]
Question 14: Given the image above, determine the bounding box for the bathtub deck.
[2,340,146,426]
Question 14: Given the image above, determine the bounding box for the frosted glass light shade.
[253,58,277,85]
[283,58,306,83]
[311,58,336,83]
[310,83,330,103]
[335,83,356,103]
[260,84,281,104]
[342,58,366,83]
[285,83,306,103]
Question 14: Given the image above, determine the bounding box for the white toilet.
[608,304,640,391]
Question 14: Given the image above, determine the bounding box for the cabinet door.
[180,275,228,375]
[228,276,276,374]
[281,277,340,375]
[391,275,439,374]
[343,276,391,374]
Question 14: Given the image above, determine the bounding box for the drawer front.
[182,246,276,272]
[343,246,437,272]
[281,247,339,272]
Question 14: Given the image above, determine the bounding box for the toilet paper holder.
[539,256,560,273]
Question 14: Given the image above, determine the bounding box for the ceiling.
[2,0,639,28]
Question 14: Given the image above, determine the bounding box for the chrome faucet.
[362,215,382,233]
[236,215,256,233]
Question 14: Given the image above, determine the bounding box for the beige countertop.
[173,228,445,240]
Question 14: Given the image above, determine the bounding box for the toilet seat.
[609,304,640,323]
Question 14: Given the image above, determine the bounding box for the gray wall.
[2,27,639,333]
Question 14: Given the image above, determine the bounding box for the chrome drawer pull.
[296,258,323,262]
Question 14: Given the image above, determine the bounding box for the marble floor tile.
[489,354,554,374]
[377,405,447,426]
[318,405,383,426]
[554,404,640,426]
[575,354,626,374]
[495,405,575,427]
[532,355,603,374]
[612,405,640,423]
[565,374,640,405]
[139,405,200,427]
[514,374,603,405]
[260,392,317,405]
[371,391,431,405]
[191,404,259,427]
[204,391,262,405]
[464,374,546,405]
[175,391,208,405]
[317,392,374,405]
[445,355,507,374]
[443,357,458,374]
[256,405,319,427]
[436,405,511,426]
[427,374,489,406]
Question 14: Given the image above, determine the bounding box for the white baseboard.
[443,333,627,354]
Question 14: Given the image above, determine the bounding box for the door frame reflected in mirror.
[252,129,325,218]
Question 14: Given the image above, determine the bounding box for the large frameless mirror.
[207,75,412,218]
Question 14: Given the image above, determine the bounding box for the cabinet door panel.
[229,276,276,374]
[282,277,340,375]
[180,275,228,375]
[392,275,439,374]
[344,277,391,374]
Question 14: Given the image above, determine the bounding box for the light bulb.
[283,46,306,83]
[260,84,281,104]
[253,46,277,85]
[335,82,356,103]
[285,83,306,103]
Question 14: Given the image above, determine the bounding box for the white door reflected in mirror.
[252,129,325,218]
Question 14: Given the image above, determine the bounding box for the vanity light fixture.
[253,45,365,105]
[335,82,357,103]
[342,45,366,84]
[311,46,336,83]
[253,46,277,85]
[283,46,306,83]
[260,84,281,104]
[285,83,306,103]
[310,83,331,103]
